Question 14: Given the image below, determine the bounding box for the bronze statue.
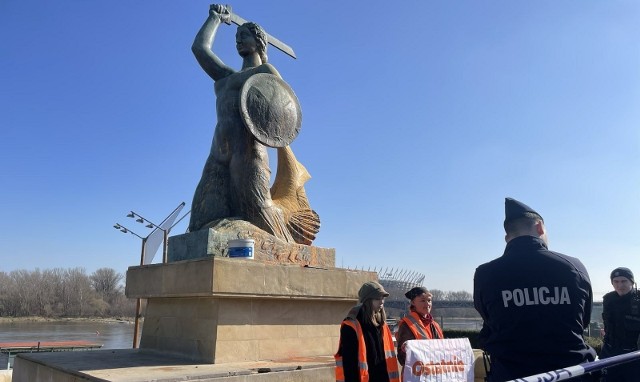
[188,4,319,245]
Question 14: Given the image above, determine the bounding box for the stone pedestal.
[125,257,375,364]
[12,228,375,381]
[168,221,335,267]
[12,257,375,381]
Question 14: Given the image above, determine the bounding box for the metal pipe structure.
[113,223,144,240]
[131,238,147,349]
[506,350,640,382]
[128,202,186,264]
[115,202,186,348]
[113,223,146,348]
[127,211,168,264]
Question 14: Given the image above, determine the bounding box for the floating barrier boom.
[0,341,103,370]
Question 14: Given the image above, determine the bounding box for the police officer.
[473,198,596,381]
[601,267,640,381]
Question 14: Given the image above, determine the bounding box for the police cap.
[504,197,543,227]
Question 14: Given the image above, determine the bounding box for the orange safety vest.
[398,312,444,381]
[335,315,400,382]
[400,311,443,340]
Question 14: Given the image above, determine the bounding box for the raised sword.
[223,5,297,59]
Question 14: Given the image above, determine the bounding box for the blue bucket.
[227,239,254,259]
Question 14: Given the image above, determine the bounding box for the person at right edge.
[600,267,640,381]
[473,197,596,381]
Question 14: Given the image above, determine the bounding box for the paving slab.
[13,349,335,382]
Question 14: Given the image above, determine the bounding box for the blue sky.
[1,1,638,301]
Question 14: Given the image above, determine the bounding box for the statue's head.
[238,22,268,63]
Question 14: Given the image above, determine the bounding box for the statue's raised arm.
[192,4,235,81]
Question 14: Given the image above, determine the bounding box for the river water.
[0,319,481,350]
[0,321,134,350]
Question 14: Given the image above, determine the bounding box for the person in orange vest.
[335,281,400,382]
[395,287,444,375]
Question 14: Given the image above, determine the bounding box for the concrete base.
[11,244,377,381]
[12,349,335,382]
[168,221,335,267]
[12,349,487,382]
[125,257,376,363]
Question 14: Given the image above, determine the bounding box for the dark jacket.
[601,290,640,381]
[602,289,640,354]
[473,235,596,380]
[339,308,390,382]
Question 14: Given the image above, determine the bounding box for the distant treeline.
[429,289,473,302]
[0,269,477,319]
[0,267,135,318]
[425,289,478,320]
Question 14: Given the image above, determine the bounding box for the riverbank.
[1,318,136,351]
[0,316,134,324]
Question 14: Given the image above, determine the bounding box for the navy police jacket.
[602,289,640,354]
[473,235,596,378]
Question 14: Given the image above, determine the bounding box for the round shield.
[239,73,302,148]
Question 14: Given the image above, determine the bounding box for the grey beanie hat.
[358,281,389,303]
[611,267,634,284]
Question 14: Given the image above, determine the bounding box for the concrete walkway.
[12,349,335,382]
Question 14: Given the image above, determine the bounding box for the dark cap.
[358,281,389,303]
[611,267,634,283]
[404,287,429,300]
[504,197,543,227]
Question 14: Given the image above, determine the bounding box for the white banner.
[403,338,475,382]
[143,203,185,264]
